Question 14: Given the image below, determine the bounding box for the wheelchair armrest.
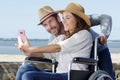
[25,57,58,66]
[24,57,58,73]
[72,57,97,65]
[25,57,53,63]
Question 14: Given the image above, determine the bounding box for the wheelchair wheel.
[88,70,113,80]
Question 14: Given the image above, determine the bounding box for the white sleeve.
[58,30,93,53]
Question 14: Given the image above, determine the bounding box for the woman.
[16,2,93,80]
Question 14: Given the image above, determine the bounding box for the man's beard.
[51,27,58,35]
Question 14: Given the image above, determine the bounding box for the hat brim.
[38,12,57,25]
[55,10,91,27]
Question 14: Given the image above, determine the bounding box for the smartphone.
[18,29,26,43]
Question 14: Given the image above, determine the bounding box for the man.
[16,5,115,80]
[37,6,114,79]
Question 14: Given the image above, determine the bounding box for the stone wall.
[0,62,21,80]
[0,62,120,80]
[113,63,120,80]
[0,62,52,80]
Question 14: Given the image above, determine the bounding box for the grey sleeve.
[88,14,112,38]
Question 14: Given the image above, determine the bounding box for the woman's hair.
[65,13,90,39]
[72,13,90,32]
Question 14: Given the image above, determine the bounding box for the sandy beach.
[111,54,120,64]
[0,54,120,63]
[0,54,26,62]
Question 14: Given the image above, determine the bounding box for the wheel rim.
[96,73,112,80]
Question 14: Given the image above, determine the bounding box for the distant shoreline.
[0,54,120,64]
[0,38,49,41]
[0,38,120,42]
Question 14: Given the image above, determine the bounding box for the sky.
[0,0,120,40]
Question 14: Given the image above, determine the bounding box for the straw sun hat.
[38,6,57,25]
[56,2,91,27]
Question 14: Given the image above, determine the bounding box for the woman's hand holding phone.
[17,29,32,55]
[17,29,28,50]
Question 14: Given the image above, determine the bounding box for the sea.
[0,38,120,55]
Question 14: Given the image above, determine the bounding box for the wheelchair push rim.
[88,70,113,80]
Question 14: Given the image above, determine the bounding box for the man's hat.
[38,6,57,25]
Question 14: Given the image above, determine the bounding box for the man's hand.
[98,36,107,45]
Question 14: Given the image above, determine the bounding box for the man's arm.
[88,14,112,39]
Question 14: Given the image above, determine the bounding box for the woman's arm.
[18,36,61,57]
[30,44,61,53]
[21,44,61,57]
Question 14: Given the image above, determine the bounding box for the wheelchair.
[23,37,113,80]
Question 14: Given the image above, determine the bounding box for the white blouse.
[44,30,93,73]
